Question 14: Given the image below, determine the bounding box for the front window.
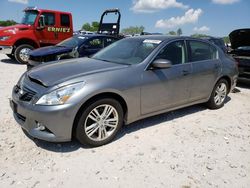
[92,38,161,65]
[21,10,38,25]
[41,13,55,26]
[57,36,88,48]
[155,41,186,65]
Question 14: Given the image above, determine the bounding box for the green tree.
[177,28,182,36]
[121,26,144,35]
[0,20,17,27]
[223,36,230,44]
[81,21,100,32]
[168,31,177,35]
[91,21,99,31]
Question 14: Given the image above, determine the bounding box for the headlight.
[36,82,85,105]
[0,36,10,41]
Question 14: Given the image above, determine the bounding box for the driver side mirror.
[151,59,172,69]
[37,15,45,30]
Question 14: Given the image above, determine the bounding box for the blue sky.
[0,0,249,36]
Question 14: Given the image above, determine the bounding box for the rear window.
[60,14,70,27]
[189,41,218,62]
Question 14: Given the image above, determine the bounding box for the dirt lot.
[0,54,249,188]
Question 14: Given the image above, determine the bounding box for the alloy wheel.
[84,104,119,141]
[214,82,227,105]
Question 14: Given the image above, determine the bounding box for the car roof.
[130,35,210,42]
[74,34,118,38]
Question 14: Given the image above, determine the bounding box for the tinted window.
[189,41,218,62]
[86,38,103,49]
[155,40,186,65]
[104,37,118,47]
[42,13,55,26]
[61,14,70,27]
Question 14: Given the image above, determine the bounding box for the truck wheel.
[76,98,124,147]
[14,44,34,64]
[7,54,15,60]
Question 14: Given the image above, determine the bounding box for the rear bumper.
[0,45,13,54]
[238,67,250,81]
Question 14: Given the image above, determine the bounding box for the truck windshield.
[21,10,38,25]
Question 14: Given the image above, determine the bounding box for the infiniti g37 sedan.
[10,36,238,146]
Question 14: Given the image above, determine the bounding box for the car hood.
[27,58,129,87]
[29,46,74,57]
[229,28,250,49]
[0,24,31,35]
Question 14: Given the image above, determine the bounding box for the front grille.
[14,85,37,102]
[29,55,56,63]
[16,113,26,122]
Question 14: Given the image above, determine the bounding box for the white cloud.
[212,0,240,4]
[131,0,189,13]
[8,0,28,4]
[193,26,210,32]
[155,8,203,29]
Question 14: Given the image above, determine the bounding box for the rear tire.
[207,79,229,109]
[14,44,34,64]
[76,98,124,147]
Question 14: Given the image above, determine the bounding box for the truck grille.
[14,85,37,102]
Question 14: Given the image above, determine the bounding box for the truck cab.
[0,7,73,64]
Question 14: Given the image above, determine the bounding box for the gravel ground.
[0,54,249,188]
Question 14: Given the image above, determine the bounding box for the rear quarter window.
[189,41,218,62]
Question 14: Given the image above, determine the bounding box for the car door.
[80,37,104,57]
[57,13,72,42]
[35,12,57,45]
[187,40,221,101]
[141,40,192,115]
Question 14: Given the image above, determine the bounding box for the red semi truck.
[0,7,73,64]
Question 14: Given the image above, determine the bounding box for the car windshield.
[57,36,88,48]
[92,38,161,65]
[21,10,38,25]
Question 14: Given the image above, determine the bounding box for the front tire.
[14,44,34,64]
[76,98,124,147]
[207,79,229,109]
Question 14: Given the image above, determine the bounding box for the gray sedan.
[10,36,238,146]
